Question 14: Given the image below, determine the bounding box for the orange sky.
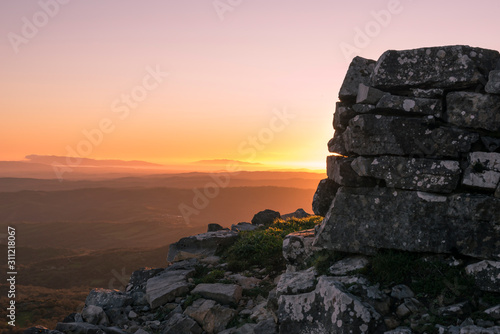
[1,0,500,170]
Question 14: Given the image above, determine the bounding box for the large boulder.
[314,187,500,260]
[85,289,132,310]
[184,298,237,333]
[163,313,203,334]
[281,208,311,220]
[81,305,109,326]
[278,276,383,334]
[370,45,500,90]
[167,230,238,262]
[282,228,317,270]
[191,283,243,306]
[351,156,461,193]
[339,56,376,102]
[446,92,500,132]
[342,114,479,158]
[312,178,340,216]
[276,268,317,298]
[251,209,281,226]
[145,261,196,309]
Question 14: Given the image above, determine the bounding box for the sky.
[1,0,500,170]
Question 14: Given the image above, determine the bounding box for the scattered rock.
[85,289,132,310]
[81,305,109,326]
[55,322,105,334]
[282,228,316,270]
[207,223,226,232]
[281,208,310,220]
[228,274,261,290]
[167,230,238,262]
[329,256,369,276]
[191,283,243,306]
[484,305,500,320]
[276,268,317,297]
[278,276,383,334]
[202,304,238,333]
[251,209,281,226]
[163,313,202,334]
[465,261,500,292]
[145,264,194,309]
[391,285,415,300]
[231,222,258,232]
[437,301,471,317]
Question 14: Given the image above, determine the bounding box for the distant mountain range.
[25,154,164,167]
[0,155,323,179]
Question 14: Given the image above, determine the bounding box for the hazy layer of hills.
[0,157,322,330]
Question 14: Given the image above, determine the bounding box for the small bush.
[223,216,322,273]
[193,269,226,285]
[182,294,201,309]
[309,249,347,276]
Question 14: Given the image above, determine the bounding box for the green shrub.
[309,249,347,276]
[223,216,322,273]
[193,269,226,285]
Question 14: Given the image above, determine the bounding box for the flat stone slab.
[351,156,461,193]
[146,268,194,309]
[370,45,500,90]
[342,114,478,158]
[314,187,500,260]
[85,289,132,310]
[167,230,238,262]
[191,283,242,306]
[339,56,376,102]
[276,268,317,297]
[329,256,370,276]
[446,92,500,132]
[375,94,442,118]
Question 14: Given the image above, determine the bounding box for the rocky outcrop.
[167,230,238,263]
[26,45,500,334]
[251,209,281,226]
[314,187,500,260]
[316,45,500,261]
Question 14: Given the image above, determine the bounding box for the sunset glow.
[2,0,500,170]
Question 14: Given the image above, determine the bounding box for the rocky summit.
[26,46,500,334]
